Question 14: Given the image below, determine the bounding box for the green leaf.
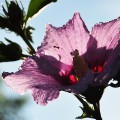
[26,0,57,20]
[0,38,23,62]
[0,0,25,35]
[0,16,8,29]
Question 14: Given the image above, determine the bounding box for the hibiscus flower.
[2,13,120,105]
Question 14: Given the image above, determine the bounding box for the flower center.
[93,65,103,72]
[60,50,103,85]
[69,74,78,84]
[69,49,89,84]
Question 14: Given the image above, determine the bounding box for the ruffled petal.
[38,12,90,65]
[91,18,120,64]
[92,18,120,49]
[31,88,59,105]
[2,55,71,105]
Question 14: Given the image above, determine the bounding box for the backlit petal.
[3,55,71,105]
[38,12,90,65]
[91,18,120,64]
[92,18,120,49]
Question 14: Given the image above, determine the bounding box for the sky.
[0,0,120,120]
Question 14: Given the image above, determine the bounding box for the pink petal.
[89,17,120,85]
[3,55,71,105]
[91,18,120,63]
[38,12,90,65]
[86,18,120,70]
[31,88,59,105]
[91,18,120,49]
